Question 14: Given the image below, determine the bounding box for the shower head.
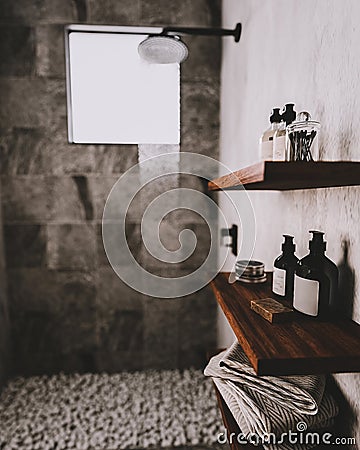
[138,35,189,64]
[138,23,241,64]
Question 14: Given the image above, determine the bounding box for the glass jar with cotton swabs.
[286,111,321,161]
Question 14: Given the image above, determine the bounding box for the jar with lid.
[286,112,321,161]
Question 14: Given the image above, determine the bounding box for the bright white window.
[65,26,180,145]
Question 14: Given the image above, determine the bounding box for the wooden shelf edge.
[211,281,260,374]
[211,273,360,376]
[208,161,360,191]
[208,161,265,191]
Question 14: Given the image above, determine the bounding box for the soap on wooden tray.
[251,297,294,323]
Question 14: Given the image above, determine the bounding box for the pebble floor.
[0,369,225,450]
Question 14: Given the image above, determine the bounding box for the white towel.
[205,342,339,450]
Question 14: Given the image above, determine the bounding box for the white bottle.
[273,103,296,161]
[259,108,281,161]
[273,122,286,160]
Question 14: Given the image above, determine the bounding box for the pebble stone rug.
[0,369,225,450]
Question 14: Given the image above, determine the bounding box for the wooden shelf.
[211,273,360,376]
[208,161,360,191]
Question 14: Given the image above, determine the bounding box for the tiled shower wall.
[0,0,221,375]
[0,182,10,387]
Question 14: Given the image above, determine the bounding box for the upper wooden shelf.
[208,161,360,191]
[211,273,360,376]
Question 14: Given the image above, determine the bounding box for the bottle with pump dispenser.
[273,104,296,161]
[272,235,298,301]
[259,108,282,161]
[293,231,338,319]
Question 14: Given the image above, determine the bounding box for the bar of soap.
[251,297,294,323]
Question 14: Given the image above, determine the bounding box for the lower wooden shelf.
[211,272,360,376]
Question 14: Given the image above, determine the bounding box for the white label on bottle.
[273,135,286,160]
[293,275,319,316]
[261,140,274,160]
[272,267,286,296]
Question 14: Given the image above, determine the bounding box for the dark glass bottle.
[272,235,298,301]
[283,103,296,126]
[293,231,338,319]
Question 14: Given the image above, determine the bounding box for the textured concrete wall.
[0,0,220,375]
[0,181,10,388]
[220,0,360,443]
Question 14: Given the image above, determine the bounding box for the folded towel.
[206,341,326,415]
[205,342,339,450]
[213,377,337,450]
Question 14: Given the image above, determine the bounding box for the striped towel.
[205,341,339,450]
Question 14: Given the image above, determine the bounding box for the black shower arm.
[160,23,242,43]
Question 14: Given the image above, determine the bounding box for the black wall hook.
[221,224,238,256]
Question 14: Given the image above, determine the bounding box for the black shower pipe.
[65,24,242,42]
[160,23,242,42]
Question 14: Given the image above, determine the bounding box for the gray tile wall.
[0,0,221,375]
[0,182,10,387]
